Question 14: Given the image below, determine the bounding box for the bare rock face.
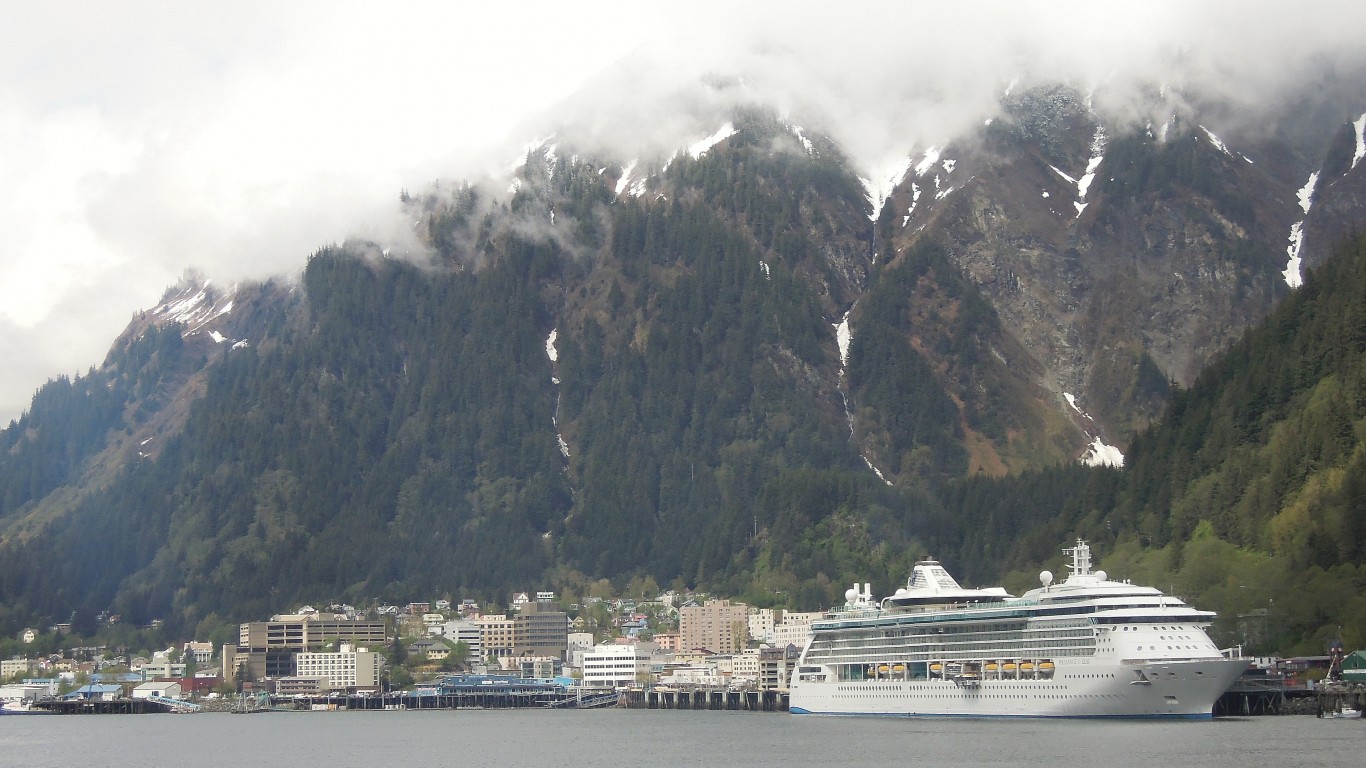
[881,83,1333,449]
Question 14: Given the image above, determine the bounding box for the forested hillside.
[1,98,1364,653]
[931,233,1366,652]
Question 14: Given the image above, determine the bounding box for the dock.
[33,697,174,715]
[618,687,789,712]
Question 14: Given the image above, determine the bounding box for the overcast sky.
[2,1,1362,423]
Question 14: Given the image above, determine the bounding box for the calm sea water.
[2,710,1360,768]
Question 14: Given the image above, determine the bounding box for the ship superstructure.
[789,540,1248,718]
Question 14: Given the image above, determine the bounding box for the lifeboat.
[878,665,890,675]
[1020,661,1035,672]
[892,664,906,673]
[929,662,943,674]
[1039,661,1055,678]
[1002,662,1017,671]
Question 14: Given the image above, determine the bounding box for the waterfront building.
[582,644,650,689]
[732,649,760,686]
[232,616,387,681]
[276,676,328,696]
[295,644,382,692]
[132,680,183,700]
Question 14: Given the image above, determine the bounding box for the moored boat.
[789,539,1248,718]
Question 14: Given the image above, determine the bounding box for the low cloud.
[2,0,1363,421]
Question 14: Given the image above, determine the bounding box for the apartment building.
[679,599,749,654]
[294,644,382,692]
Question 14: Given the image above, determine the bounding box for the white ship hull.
[791,657,1248,718]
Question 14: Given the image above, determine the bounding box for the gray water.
[1,711,1360,767]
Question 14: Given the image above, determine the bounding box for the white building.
[183,642,214,665]
[581,644,650,689]
[138,661,187,679]
[430,619,483,661]
[732,648,761,686]
[132,681,183,700]
[748,608,778,645]
[294,644,382,691]
[771,611,820,649]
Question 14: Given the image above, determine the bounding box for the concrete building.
[758,644,801,690]
[748,608,779,645]
[233,617,388,681]
[276,676,329,697]
[1,658,33,679]
[238,617,387,652]
[679,599,749,654]
[430,619,483,661]
[138,660,187,679]
[516,601,569,660]
[475,615,519,660]
[582,644,650,689]
[771,611,820,649]
[294,645,382,692]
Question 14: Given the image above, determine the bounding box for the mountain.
[2,81,1365,649]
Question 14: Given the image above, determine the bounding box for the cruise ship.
[789,539,1248,718]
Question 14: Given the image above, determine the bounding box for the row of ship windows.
[837,683,1069,691]
[834,691,1124,699]
[839,625,1092,641]
[817,635,1095,650]
[810,639,1095,656]
[825,630,1094,647]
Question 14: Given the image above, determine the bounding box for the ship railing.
[1221,645,1245,660]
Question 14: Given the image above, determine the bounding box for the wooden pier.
[34,698,172,715]
[618,687,788,712]
[1313,683,1365,718]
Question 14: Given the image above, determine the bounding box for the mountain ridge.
[1,84,1364,650]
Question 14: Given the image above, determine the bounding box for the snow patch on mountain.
[615,161,637,196]
[546,327,569,459]
[1200,126,1232,156]
[153,281,236,343]
[860,156,913,221]
[1081,437,1125,468]
[914,146,942,177]
[1297,172,1318,215]
[863,455,892,485]
[688,122,736,159]
[1063,392,1094,421]
[1283,171,1321,288]
[834,311,852,368]
[790,125,815,155]
[1354,113,1366,171]
[545,328,559,364]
